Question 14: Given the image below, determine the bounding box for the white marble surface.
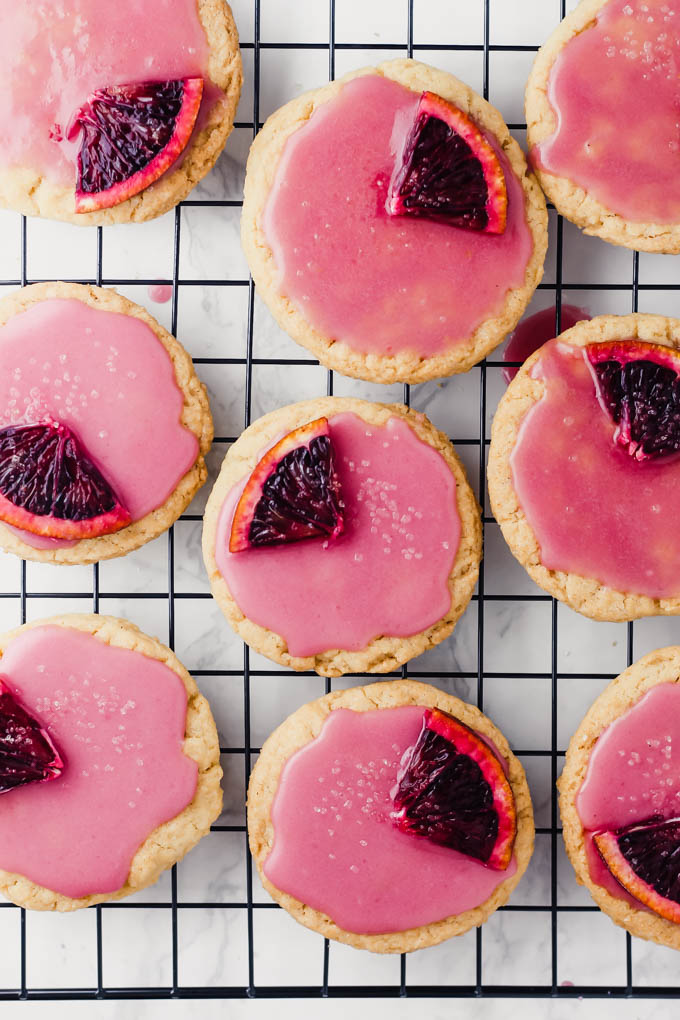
[1,0,679,1009]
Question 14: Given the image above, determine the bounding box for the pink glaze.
[265,706,516,933]
[535,0,680,223]
[0,625,197,898]
[0,1,213,187]
[215,413,460,658]
[576,683,680,906]
[0,299,198,549]
[148,285,174,305]
[510,339,680,599]
[502,304,591,383]
[262,75,534,360]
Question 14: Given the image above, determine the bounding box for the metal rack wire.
[1,0,679,1002]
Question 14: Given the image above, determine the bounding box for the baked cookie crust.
[525,0,680,253]
[248,678,534,953]
[241,58,548,384]
[488,313,680,622]
[0,282,213,566]
[0,613,222,911]
[202,397,482,677]
[0,0,242,225]
[559,647,680,949]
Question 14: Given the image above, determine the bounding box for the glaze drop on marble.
[576,683,680,905]
[265,706,516,934]
[215,413,460,658]
[535,0,680,223]
[148,284,174,305]
[502,304,590,383]
[0,298,199,549]
[510,339,680,599]
[0,1,213,187]
[262,75,534,359]
[0,626,197,899]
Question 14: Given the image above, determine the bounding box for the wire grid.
[0,0,678,1003]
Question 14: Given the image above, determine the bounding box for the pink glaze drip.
[576,683,680,906]
[0,1,212,187]
[265,706,516,933]
[262,75,534,360]
[0,299,199,550]
[534,0,680,223]
[148,285,174,305]
[502,304,591,383]
[215,413,460,658]
[0,625,197,898]
[510,339,680,599]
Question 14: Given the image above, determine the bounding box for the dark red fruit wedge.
[230,417,344,553]
[587,340,680,461]
[392,708,516,869]
[387,91,507,233]
[0,678,63,795]
[71,77,204,212]
[594,818,680,922]
[0,421,131,539]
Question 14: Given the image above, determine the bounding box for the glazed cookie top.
[560,648,680,949]
[488,313,680,621]
[248,679,534,953]
[526,0,680,252]
[0,283,212,566]
[0,0,242,224]
[242,59,547,383]
[0,614,221,910]
[202,398,481,677]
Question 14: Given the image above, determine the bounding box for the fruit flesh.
[229,417,344,553]
[594,819,680,923]
[0,678,63,794]
[0,421,131,539]
[586,340,680,461]
[387,91,507,233]
[72,77,204,212]
[392,708,516,869]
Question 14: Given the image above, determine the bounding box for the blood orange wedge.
[71,77,204,213]
[594,819,680,922]
[387,91,507,233]
[229,417,344,553]
[392,708,516,869]
[586,340,680,461]
[0,421,131,539]
[0,678,63,794]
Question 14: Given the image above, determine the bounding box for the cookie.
[0,613,222,911]
[488,313,680,621]
[202,397,482,677]
[559,646,680,949]
[247,678,534,953]
[0,0,242,225]
[241,58,547,384]
[526,0,680,252]
[0,282,213,565]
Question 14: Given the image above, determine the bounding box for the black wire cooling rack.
[1,0,680,1003]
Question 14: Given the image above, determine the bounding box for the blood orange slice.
[229,417,344,553]
[392,708,516,869]
[0,678,63,795]
[586,340,680,461]
[71,77,204,213]
[594,819,680,922]
[0,421,131,539]
[387,91,507,233]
